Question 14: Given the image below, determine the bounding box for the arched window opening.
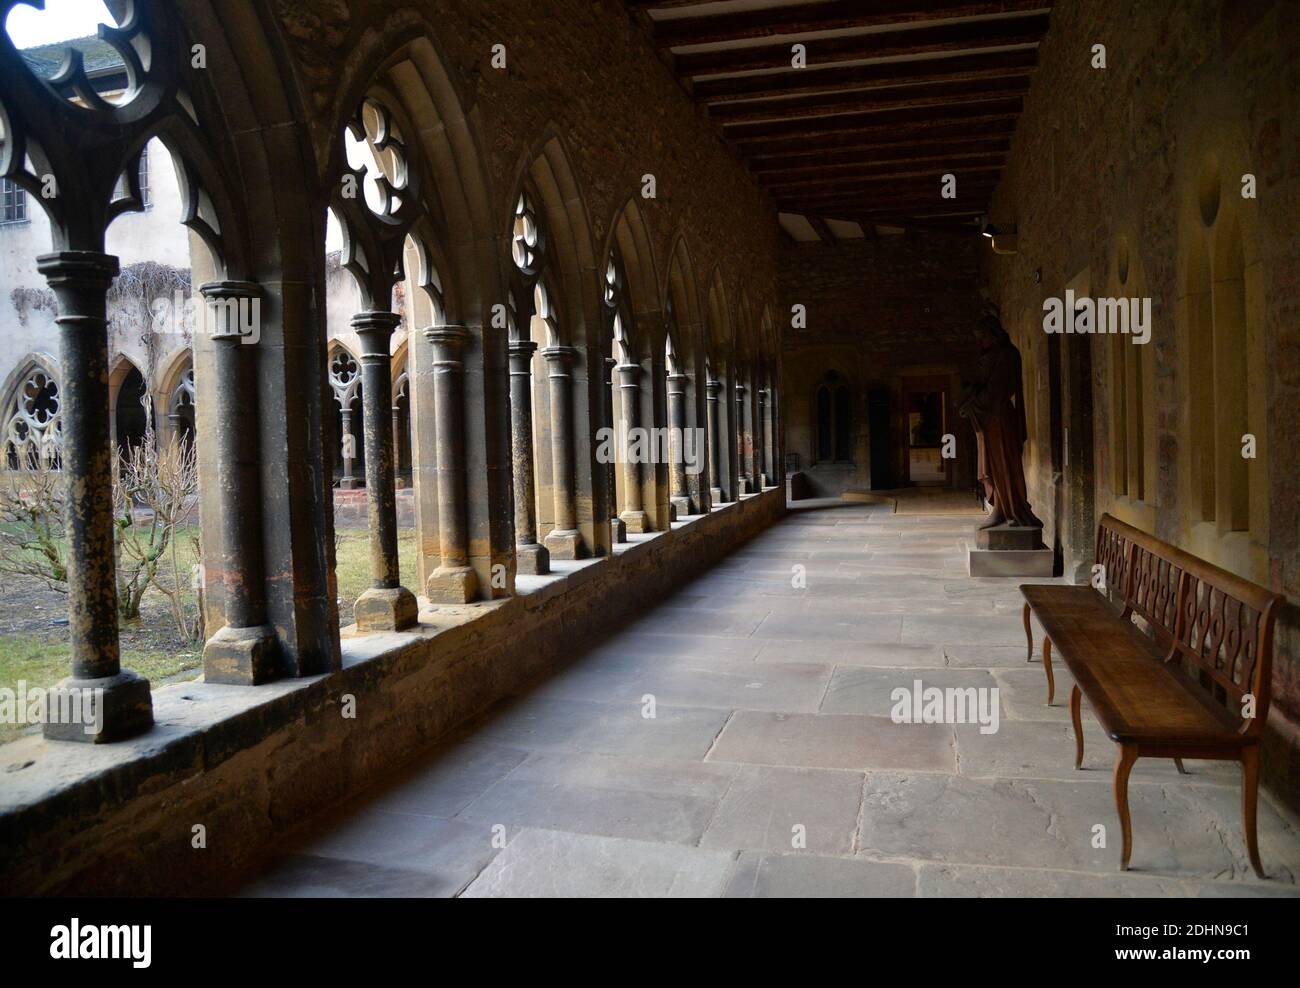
[834,384,852,462]
[113,364,150,456]
[816,385,833,463]
[1213,218,1249,532]
[1188,242,1216,522]
[2,363,61,470]
[168,364,196,450]
[329,346,364,488]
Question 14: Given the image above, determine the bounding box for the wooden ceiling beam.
[740,118,1018,157]
[775,187,999,210]
[650,0,1055,48]
[750,139,1010,173]
[726,97,1023,142]
[695,48,1038,102]
[762,158,1005,191]
[674,13,1050,76]
[717,81,1029,128]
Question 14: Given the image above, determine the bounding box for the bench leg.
[1114,743,1138,870]
[1042,636,1055,705]
[1023,601,1033,662]
[1174,758,1188,775]
[1070,685,1084,769]
[1242,747,1265,880]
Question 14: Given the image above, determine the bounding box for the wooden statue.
[959,313,1043,531]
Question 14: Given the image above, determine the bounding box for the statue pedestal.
[967,524,1053,577]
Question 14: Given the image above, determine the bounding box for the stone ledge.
[0,488,786,895]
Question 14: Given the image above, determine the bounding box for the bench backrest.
[1097,513,1283,735]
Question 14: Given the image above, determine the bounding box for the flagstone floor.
[240,500,1300,898]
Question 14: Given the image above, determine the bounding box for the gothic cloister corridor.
[0,0,1297,953]
[238,501,1300,898]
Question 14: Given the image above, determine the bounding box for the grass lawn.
[0,525,419,744]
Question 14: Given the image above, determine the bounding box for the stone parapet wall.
[0,489,784,896]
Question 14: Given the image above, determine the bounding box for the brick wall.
[779,234,983,493]
[983,0,1300,807]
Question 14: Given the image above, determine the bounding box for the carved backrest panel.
[1127,541,1184,639]
[1095,519,1132,605]
[1173,574,1265,714]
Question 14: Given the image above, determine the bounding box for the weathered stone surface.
[700,765,865,855]
[708,710,955,772]
[460,829,736,898]
[354,587,419,632]
[725,851,916,898]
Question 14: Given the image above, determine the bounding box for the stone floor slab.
[707,710,955,772]
[460,828,736,898]
[725,851,916,897]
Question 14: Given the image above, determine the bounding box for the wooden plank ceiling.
[628,0,1054,239]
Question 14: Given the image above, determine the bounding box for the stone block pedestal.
[967,524,1053,577]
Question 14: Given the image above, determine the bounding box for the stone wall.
[983,0,1300,806]
[0,490,785,896]
[779,234,983,495]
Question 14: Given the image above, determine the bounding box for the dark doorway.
[901,374,952,486]
[867,387,892,489]
[115,366,150,455]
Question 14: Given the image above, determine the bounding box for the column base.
[203,623,280,685]
[610,517,627,544]
[761,473,772,489]
[43,668,153,743]
[338,477,363,490]
[619,509,650,534]
[426,565,479,604]
[737,479,752,496]
[670,496,691,519]
[544,528,584,559]
[355,585,420,630]
[516,542,550,576]
[710,486,725,504]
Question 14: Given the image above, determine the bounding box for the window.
[138,145,151,208]
[1,178,27,224]
[814,372,852,464]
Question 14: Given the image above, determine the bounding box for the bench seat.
[1025,587,1241,746]
[1018,512,1283,878]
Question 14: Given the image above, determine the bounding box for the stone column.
[509,339,549,574]
[200,282,280,683]
[706,376,724,504]
[425,326,480,600]
[351,311,418,629]
[605,356,626,543]
[391,404,405,489]
[756,386,769,488]
[541,345,583,557]
[37,251,152,741]
[735,381,751,495]
[616,361,649,533]
[339,405,359,489]
[667,370,691,518]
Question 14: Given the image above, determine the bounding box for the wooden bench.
[1020,513,1283,878]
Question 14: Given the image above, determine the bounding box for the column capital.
[37,250,120,285]
[424,324,473,353]
[351,309,402,360]
[200,280,265,341]
[508,338,539,358]
[735,382,747,395]
[541,345,579,375]
[706,378,723,398]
